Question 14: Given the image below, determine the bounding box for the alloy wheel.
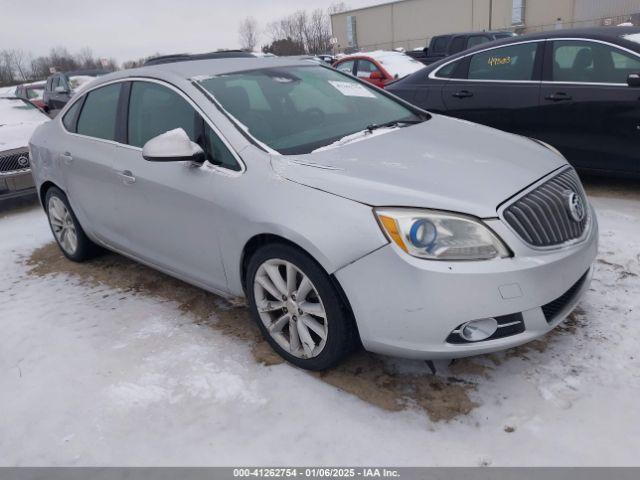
[48,196,78,255]
[253,258,328,359]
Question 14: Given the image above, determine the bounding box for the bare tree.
[307,9,332,54]
[328,2,349,15]
[0,50,16,85]
[238,17,259,52]
[76,47,95,68]
[11,50,29,81]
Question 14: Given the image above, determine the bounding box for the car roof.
[47,69,109,80]
[143,50,255,66]
[424,26,640,71]
[433,30,514,38]
[85,56,322,89]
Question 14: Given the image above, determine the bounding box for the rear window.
[468,42,538,80]
[449,37,466,54]
[76,84,120,141]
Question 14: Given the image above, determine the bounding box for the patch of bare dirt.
[582,176,640,201]
[314,352,477,422]
[25,243,478,422]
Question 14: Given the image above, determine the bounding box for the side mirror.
[142,128,205,163]
[369,71,383,80]
[627,73,640,87]
[54,85,69,94]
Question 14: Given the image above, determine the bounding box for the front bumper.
[334,206,598,359]
[0,170,36,201]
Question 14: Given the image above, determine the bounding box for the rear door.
[441,40,544,137]
[61,83,122,242]
[538,39,640,174]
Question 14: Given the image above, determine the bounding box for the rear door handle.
[117,170,136,184]
[61,152,73,165]
[545,92,572,102]
[452,90,474,99]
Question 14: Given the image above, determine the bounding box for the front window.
[197,66,423,155]
[127,81,240,170]
[356,59,381,78]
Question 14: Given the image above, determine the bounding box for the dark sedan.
[387,27,640,176]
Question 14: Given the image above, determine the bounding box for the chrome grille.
[0,148,30,175]
[503,169,589,247]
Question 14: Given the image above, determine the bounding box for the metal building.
[330,0,640,52]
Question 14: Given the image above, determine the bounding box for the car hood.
[0,121,47,151]
[270,114,566,218]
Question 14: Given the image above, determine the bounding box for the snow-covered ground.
[1,179,639,466]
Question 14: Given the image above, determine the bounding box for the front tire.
[45,186,99,262]
[246,243,357,371]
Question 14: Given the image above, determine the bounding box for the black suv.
[407,31,516,64]
[43,69,107,111]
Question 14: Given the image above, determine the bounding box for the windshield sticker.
[328,80,376,98]
[488,56,512,67]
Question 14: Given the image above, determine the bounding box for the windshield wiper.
[366,118,423,132]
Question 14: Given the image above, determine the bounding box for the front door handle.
[545,92,572,102]
[452,90,474,99]
[61,152,73,165]
[117,170,136,185]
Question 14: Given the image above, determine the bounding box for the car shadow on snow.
[23,242,589,423]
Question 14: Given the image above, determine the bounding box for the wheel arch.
[39,180,62,208]
[239,232,361,345]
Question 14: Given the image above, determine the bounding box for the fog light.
[460,318,498,342]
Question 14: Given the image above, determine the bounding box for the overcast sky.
[2,0,377,63]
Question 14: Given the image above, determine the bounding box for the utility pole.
[489,0,493,30]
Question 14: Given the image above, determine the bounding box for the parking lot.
[1,175,638,466]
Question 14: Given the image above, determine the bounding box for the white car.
[0,97,49,200]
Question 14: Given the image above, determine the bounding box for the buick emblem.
[17,156,29,168]
[565,191,585,222]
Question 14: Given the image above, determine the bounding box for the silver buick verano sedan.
[29,57,598,370]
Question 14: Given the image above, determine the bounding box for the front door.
[111,80,235,291]
[441,41,544,138]
[538,39,640,174]
[356,59,386,88]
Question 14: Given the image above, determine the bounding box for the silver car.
[28,57,598,370]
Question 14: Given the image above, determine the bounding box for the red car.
[333,51,425,88]
[14,81,46,111]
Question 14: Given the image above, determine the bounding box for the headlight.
[375,208,510,261]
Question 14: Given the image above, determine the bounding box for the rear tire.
[246,242,358,371]
[45,186,100,262]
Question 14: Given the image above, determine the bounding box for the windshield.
[197,65,424,154]
[27,87,44,99]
